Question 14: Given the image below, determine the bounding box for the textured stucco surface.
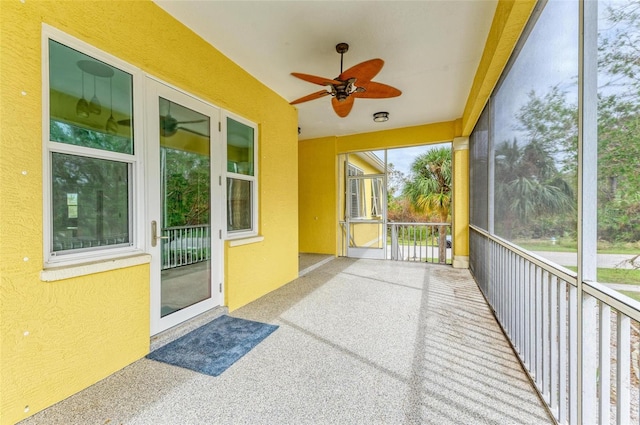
[298,137,338,255]
[461,0,537,136]
[1,1,298,423]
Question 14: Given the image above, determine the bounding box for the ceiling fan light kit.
[290,42,401,118]
[373,112,389,122]
[75,60,119,133]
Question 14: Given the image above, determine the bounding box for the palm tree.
[402,147,452,262]
[494,139,574,239]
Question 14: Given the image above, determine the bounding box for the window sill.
[41,253,151,282]
[228,236,264,247]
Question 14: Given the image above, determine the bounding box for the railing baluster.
[542,269,550,403]
[617,313,631,424]
[600,302,611,425]
[161,224,211,270]
[550,274,559,416]
[560,280,568,424]
[569,284,578,425]
[583,293,598,424]
[536,266,543,387]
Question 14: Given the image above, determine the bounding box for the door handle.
[151,220,169,247]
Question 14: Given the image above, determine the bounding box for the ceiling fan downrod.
[336,42,349,75]
[334,43,352,102]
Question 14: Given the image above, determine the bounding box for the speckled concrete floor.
[18,258,552,425]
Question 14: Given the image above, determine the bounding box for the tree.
[596,1,640,242]
[494,89,577,240]
[403,147,452,222]
[402,147,451,262]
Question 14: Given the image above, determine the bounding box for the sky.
[386,142,450,177]
[493,0,579,147]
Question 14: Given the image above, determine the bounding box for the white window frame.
[347,164,366,219]
[42,25,145,267]
[223,111,258,239]
[371,177,382,217]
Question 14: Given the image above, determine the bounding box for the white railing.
[388,222,451,264]
[161,224,211,270]
[471,225,640,424]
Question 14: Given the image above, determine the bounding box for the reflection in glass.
[597,0,640,280]
[227,118,254,176]
[51,153,130,253]
[227,178,252,231]
[159,99,212,317]
[48,40,133,154]
[492,0,578,255]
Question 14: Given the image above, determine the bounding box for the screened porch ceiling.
[153,1,498,140]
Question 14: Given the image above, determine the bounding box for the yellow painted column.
[452,137,469,268]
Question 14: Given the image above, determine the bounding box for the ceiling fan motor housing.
[290,43,401,116]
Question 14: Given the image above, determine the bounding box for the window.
[45,31,141,265]
[347,164,365,218]
[371,178,382,217]
[225,115,258,237]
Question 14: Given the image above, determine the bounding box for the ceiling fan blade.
[339,58,384,83]
[291,73,342,86]
[353,81,402,99]
[290,89,330,105]
[331,96,355,118]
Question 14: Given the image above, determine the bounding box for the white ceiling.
[153,0,497,140]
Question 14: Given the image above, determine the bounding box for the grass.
[620,291,640,302]
[563,266,640,302]
[565,266,640,285]
[516,239,640,255]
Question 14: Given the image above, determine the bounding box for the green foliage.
[402,147,452,222]
[494,126,576,240]
[50,120,132,154]
[163,148,210,227]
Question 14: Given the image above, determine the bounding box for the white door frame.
[346,172,387,260]
[145,77,224,335]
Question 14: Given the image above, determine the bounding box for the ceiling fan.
[119,102,208,137]
[160,114,208,138]
[290,43,401,118]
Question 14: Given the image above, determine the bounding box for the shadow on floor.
[19,258,552,425]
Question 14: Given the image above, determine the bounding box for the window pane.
[227,118,254,175]
[51,153,130,253]
[49,40,133,154]
[226,178,252,231]
[597,0,640,279]
[492,0,578,258]
[159,98,211,228]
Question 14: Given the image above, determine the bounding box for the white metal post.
[577,0,599,423]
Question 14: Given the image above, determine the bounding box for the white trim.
[354,151,385,172]
[41,25,145,268]
[223,111,259,239]
[228,236,264,247]
[145,77,224,336]
[40,254,151,282]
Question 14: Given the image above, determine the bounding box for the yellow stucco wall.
[299,123,456,255]
[0,1,297,423]
[461,0,537,136]
[298,137,338,254]
[335,121,457,153]
[453,138,470,264]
